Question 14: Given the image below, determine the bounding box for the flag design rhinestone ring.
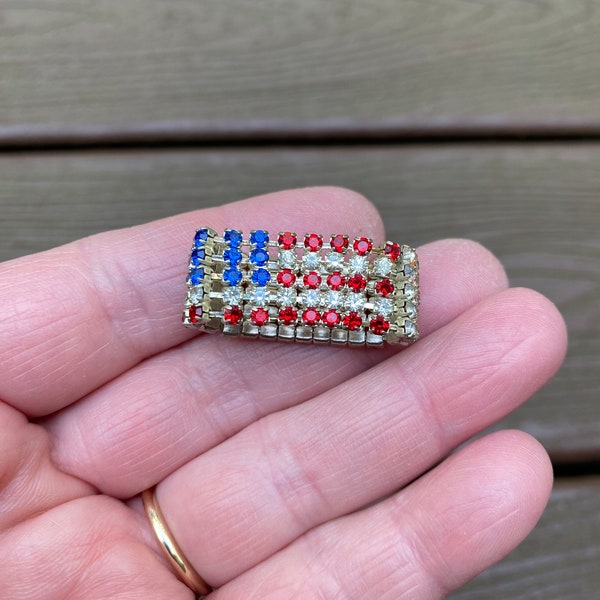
[183,228,419,347]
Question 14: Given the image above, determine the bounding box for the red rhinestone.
[277,269,296,287]
[370,315,390,335]
[322,309,341,328]
[347,274,367,292]
[224,305,243,325]
[302,307,321,325]
[343,312,363,331]
[353,237,372,255]
[304,233,323,252]
[376,278,394,297]
[278,306,298,325]
[330,234,348,253]
[251,307,270,326]
[327,271,345,290]
[303,271,322,289]
[278,231,297,249]
[189,306,202,323]
[384,242,401,261]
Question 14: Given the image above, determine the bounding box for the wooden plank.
[451,477,600,599]
[0,145,598,458]
[1,1,600,142]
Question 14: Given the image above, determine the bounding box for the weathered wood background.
[1,2,599,597]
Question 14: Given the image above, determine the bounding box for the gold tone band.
[142,487,212,597]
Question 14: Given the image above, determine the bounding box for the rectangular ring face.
[183,228,419,346]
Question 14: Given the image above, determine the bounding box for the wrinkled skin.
[0,188,566,599]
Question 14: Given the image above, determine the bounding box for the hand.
[0,187,566,599]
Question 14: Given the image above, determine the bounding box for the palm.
[0,188,566,599]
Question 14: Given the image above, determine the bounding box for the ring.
[142,487,212,597]
[183,228,419,347]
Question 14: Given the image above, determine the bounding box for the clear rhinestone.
[324,251,344,271]
[247,286,270,305]
[301,289,321,306]
[375,298,394,317]
[222,286,243,305]
[348,255,368,274]
[404,264,414,278]
[374,257,392,277]
[346,293,366,311]
[324,290,343,309]
[302,252,321,270]
[403,248,416,264]
[276,287,297,306]
[188,286,204,304]
[404,302,417,319]
[403,283,416,300]
[404,320,417,337]
[278,250,297,269]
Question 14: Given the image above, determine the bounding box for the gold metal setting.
[183,228,419,347]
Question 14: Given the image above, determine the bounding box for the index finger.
[0,187,384,417]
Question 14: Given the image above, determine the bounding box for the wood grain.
[452,477,600,599]
[0,145,598,459]
[1,1,600,142]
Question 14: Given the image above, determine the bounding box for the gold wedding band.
[142,487,212,597]
[183,228,419,347]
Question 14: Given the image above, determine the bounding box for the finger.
[0,401,94,532]
[0,495,190,600]
[0,186,383,417]
[152,287,566,585]
[213,430,553,599]
[46,239,508,497]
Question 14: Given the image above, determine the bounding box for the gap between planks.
[3,120,600,151]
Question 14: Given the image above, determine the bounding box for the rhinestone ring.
[183,228,419,347]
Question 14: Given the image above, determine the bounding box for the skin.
[0,187,567,599]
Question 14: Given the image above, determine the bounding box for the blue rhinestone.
[194,229,209,246]
[224,230,243,247]
[251,268,271,286]
[250,230,269,246]
[250,247,269,266]
[224,248,242,265]
[190,248,205,266]
[223,268,243,286]
[187,268,204,285]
